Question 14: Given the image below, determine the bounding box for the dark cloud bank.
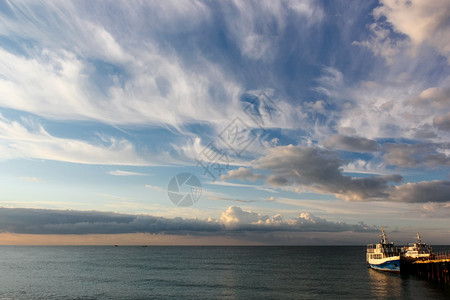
[222,145,450,203]
[0,207,377,235]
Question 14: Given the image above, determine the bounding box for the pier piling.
[408,251,450,287]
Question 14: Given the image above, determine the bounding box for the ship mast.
[381,227,387,244]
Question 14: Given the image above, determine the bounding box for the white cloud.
[0,0,310,171]
[343,159,387,175]
[0,1,307,134]
[416,87,450,109]
[0,46,243,129]
[220,206,265,225]
[108,170,149,176]
[374,0,450,62]
[0,48,95,121]
[0,116,150,165]
[343,2,450,147]
[207,180,277,193]
[334,77,450,141]
[219,206,377,232]
[18,177,43,182]
[314,66,425,141]
[145,185,164,193]
[0,1,448,221]
[354,0,450,63]
[0,2,240,129]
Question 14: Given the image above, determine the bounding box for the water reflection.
[368,267,450,299]
[368,268,403,298]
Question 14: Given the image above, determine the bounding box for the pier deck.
[409,251,450,286]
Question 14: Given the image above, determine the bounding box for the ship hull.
[368,258,401,273]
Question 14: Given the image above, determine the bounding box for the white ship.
[403,233,433,260]
[366,228,401,273]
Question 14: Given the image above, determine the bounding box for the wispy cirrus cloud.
[97,193,131,202]
[144,185,164,193]
[207,180,278,193]
[18,177,43,182]
[218,0,324,60]
[419,202,450,218]
[0,115,150,165]
[0,1,448,237]
[336,1,450,146]
[108,170,149,176]
[0,0,305,135]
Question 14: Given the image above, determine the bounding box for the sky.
[0,0,449,245]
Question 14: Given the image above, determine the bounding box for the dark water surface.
[0,246,449,299]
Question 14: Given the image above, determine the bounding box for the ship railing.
[380,247,401,254]
[384,252,400,258]
[425,250,450,261]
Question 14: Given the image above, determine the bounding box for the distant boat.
[366,228,401,273]
[402,233,433,260]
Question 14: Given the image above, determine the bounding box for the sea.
[0,246,449,299]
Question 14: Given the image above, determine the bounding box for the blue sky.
[0,0,449,245]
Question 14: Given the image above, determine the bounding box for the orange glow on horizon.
[0,233,263,246]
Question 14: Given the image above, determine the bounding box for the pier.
[407,251,450,286]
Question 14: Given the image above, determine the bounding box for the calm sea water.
[0,246,449,299]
